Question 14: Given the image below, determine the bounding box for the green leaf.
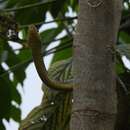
[10,105,21,122]
[1,51,8,62]
[13,0,52,25]
[0,66,11,119]
[5,44,26,85]
[117,44,130,60]
[50,0,66,18]
[69,0,78,12]
[0,120,5,130]
[11,85,21,105]
[5,0,19,8]
[119,31,130,44]
[40,26,63,44]
[51,36,72,64]
[116,60,126,74]
[0,40,5,63]
[19,58,73,130]
[18,49,32,61]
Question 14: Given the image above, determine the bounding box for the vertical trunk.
[71,0,123,130]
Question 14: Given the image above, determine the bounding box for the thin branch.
[116,76,129,95]
[46,39,72,55]
[59,12,73,37]
[13,35,72,51]
[19,16,77,28]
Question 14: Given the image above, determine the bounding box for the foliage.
[0,0,130,129]
[19,58,72,130]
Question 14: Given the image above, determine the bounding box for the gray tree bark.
[71,0,123,130]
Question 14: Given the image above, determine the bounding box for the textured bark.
[71,0,123,130]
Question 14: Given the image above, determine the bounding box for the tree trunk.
[71,0,123,130]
